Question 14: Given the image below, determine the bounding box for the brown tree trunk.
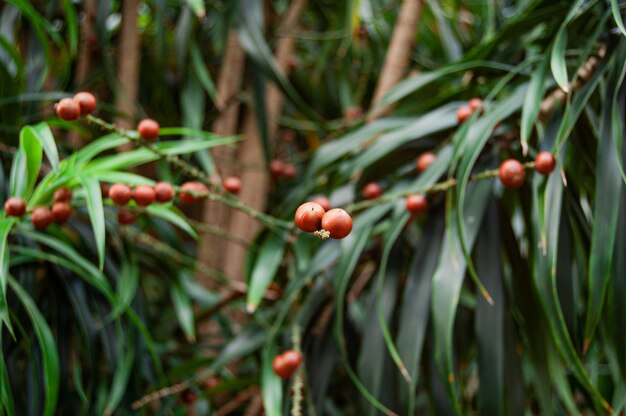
[68,0,98,148]
[223,0,307,282]
[368,0,423,121]
[114,0,141,142]
[196,31,246,281]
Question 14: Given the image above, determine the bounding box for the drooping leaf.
[78,174,106,270]
[246,231,287,313]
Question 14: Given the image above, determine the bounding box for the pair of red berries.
[498,151,556,189]
[295,203,353,239]
[272,350,303,380]
[270,160,297,180]
[55,92,97,121]
[456,98,483,124]
[363,183,429,215]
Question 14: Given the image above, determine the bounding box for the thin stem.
[344,162,535,214]
[291,324,304,416]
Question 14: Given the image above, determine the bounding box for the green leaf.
[117,250,140,311]
[61,0,78,56]
[146,204,199,239]
[78,174,106,270]
[0,332,15,415]
[475,202,504,416]
[521,55,550,154]
[0,217,16,334]
[550,29,569,92]
[610,0,626,37]
[93,171,155,186]
[209,327,266,371]
[246,232,287,313]
[431,180,491,413]
[9,277,60,416]
[396,216,444,413]
[261,344,282,416]
[105,329,135,415]
[31,122,60,171]
[10,126,43,198]
[190,43,219,104]
[184,0,205,17]
[172,275,196,342]
[74,133,128,165]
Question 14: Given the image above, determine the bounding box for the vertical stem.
[291,324,304,416]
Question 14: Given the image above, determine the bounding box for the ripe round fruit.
[73,92,97,115]
[499,159,526,189]
[416,152,436,173]
[117,209,135,225]
[51,202,72,223]
[283,164,297,180]
[179,181,208,205]
[54,187,73,202]
[363,182,382,200]
[137,118,160,140]
[222,176,242,194]
[405,194,428,215]
[180,389,197,404]
[133,185,156,207]
[55,98,80,121]
[468,98,483,112]
[456,105,473,124]
[154,181,175,203]
[312,196,331,212]
[270,159,285,178]
[534,151,556,175]
[295,202,326,233]
[31,207,53,230]
[4,197,26,217]
[321,208,353,239]
[109,183,132,205]
[272,350,303,380]
[344,106,363,122]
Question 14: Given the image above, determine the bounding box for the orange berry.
[468,98,483,112]
[295,202,326,233]
[73,92,97,115]
[133,185,155,207]
[179,181,208,205]
[272,350,303,379]
[534,151,556,175]
[416,152,436,173]
[117,209,135,225]
[109,183,132,205]
[456,105,473,124]
[31,207,53,230]
[321,208,352,239]
[270,160,285,178]
[222,176,242,194]
[53,187,73,202]
[4,197,26,217]
[137,118,160,140]
[154,181,175,203]
[312,196,331,211]
[283,164,297,180]
[363,182,382,200]
[405,194,428,215]
[51,202,72,223]
[499,159,526,189]
[55,98,80,121]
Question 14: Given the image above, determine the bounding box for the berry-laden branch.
[84,114,293,231]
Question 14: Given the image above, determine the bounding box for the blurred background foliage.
[1,0,626,415]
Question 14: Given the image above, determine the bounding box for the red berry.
[312,196,331,212]
[321,208,353,239]
[363,182,382,200]
[468,98,483,112]
[180,389,197,404]
[534,151,556,175]
[272,350,303,379]
[55,98,80,121]
[133,185,155,207]
[117,209,135,225]
[283,164,297,180]
[179,181,208,205]
[295,202,326,233]
[137,118,160,140]
[499,159,526,189]
[280,129,297,143]
[154,181,175,203]
[405,194,428,215]
[456,105,473,124]
[222,176,242,194]
[416,152,436,173]
[202,377,220,390]
[270,160,285,178]
[286,55,300,72]
[109,183,132,205]
[53,187,73,202]
[51,202,72,223]
[73,92,97,115]
[31,207,53,230]
[4,197,26,217]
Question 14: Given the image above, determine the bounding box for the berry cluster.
[270,159,297,181]
[4,188,73,230]
[294,202,353,239]
[272,350,303,380]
